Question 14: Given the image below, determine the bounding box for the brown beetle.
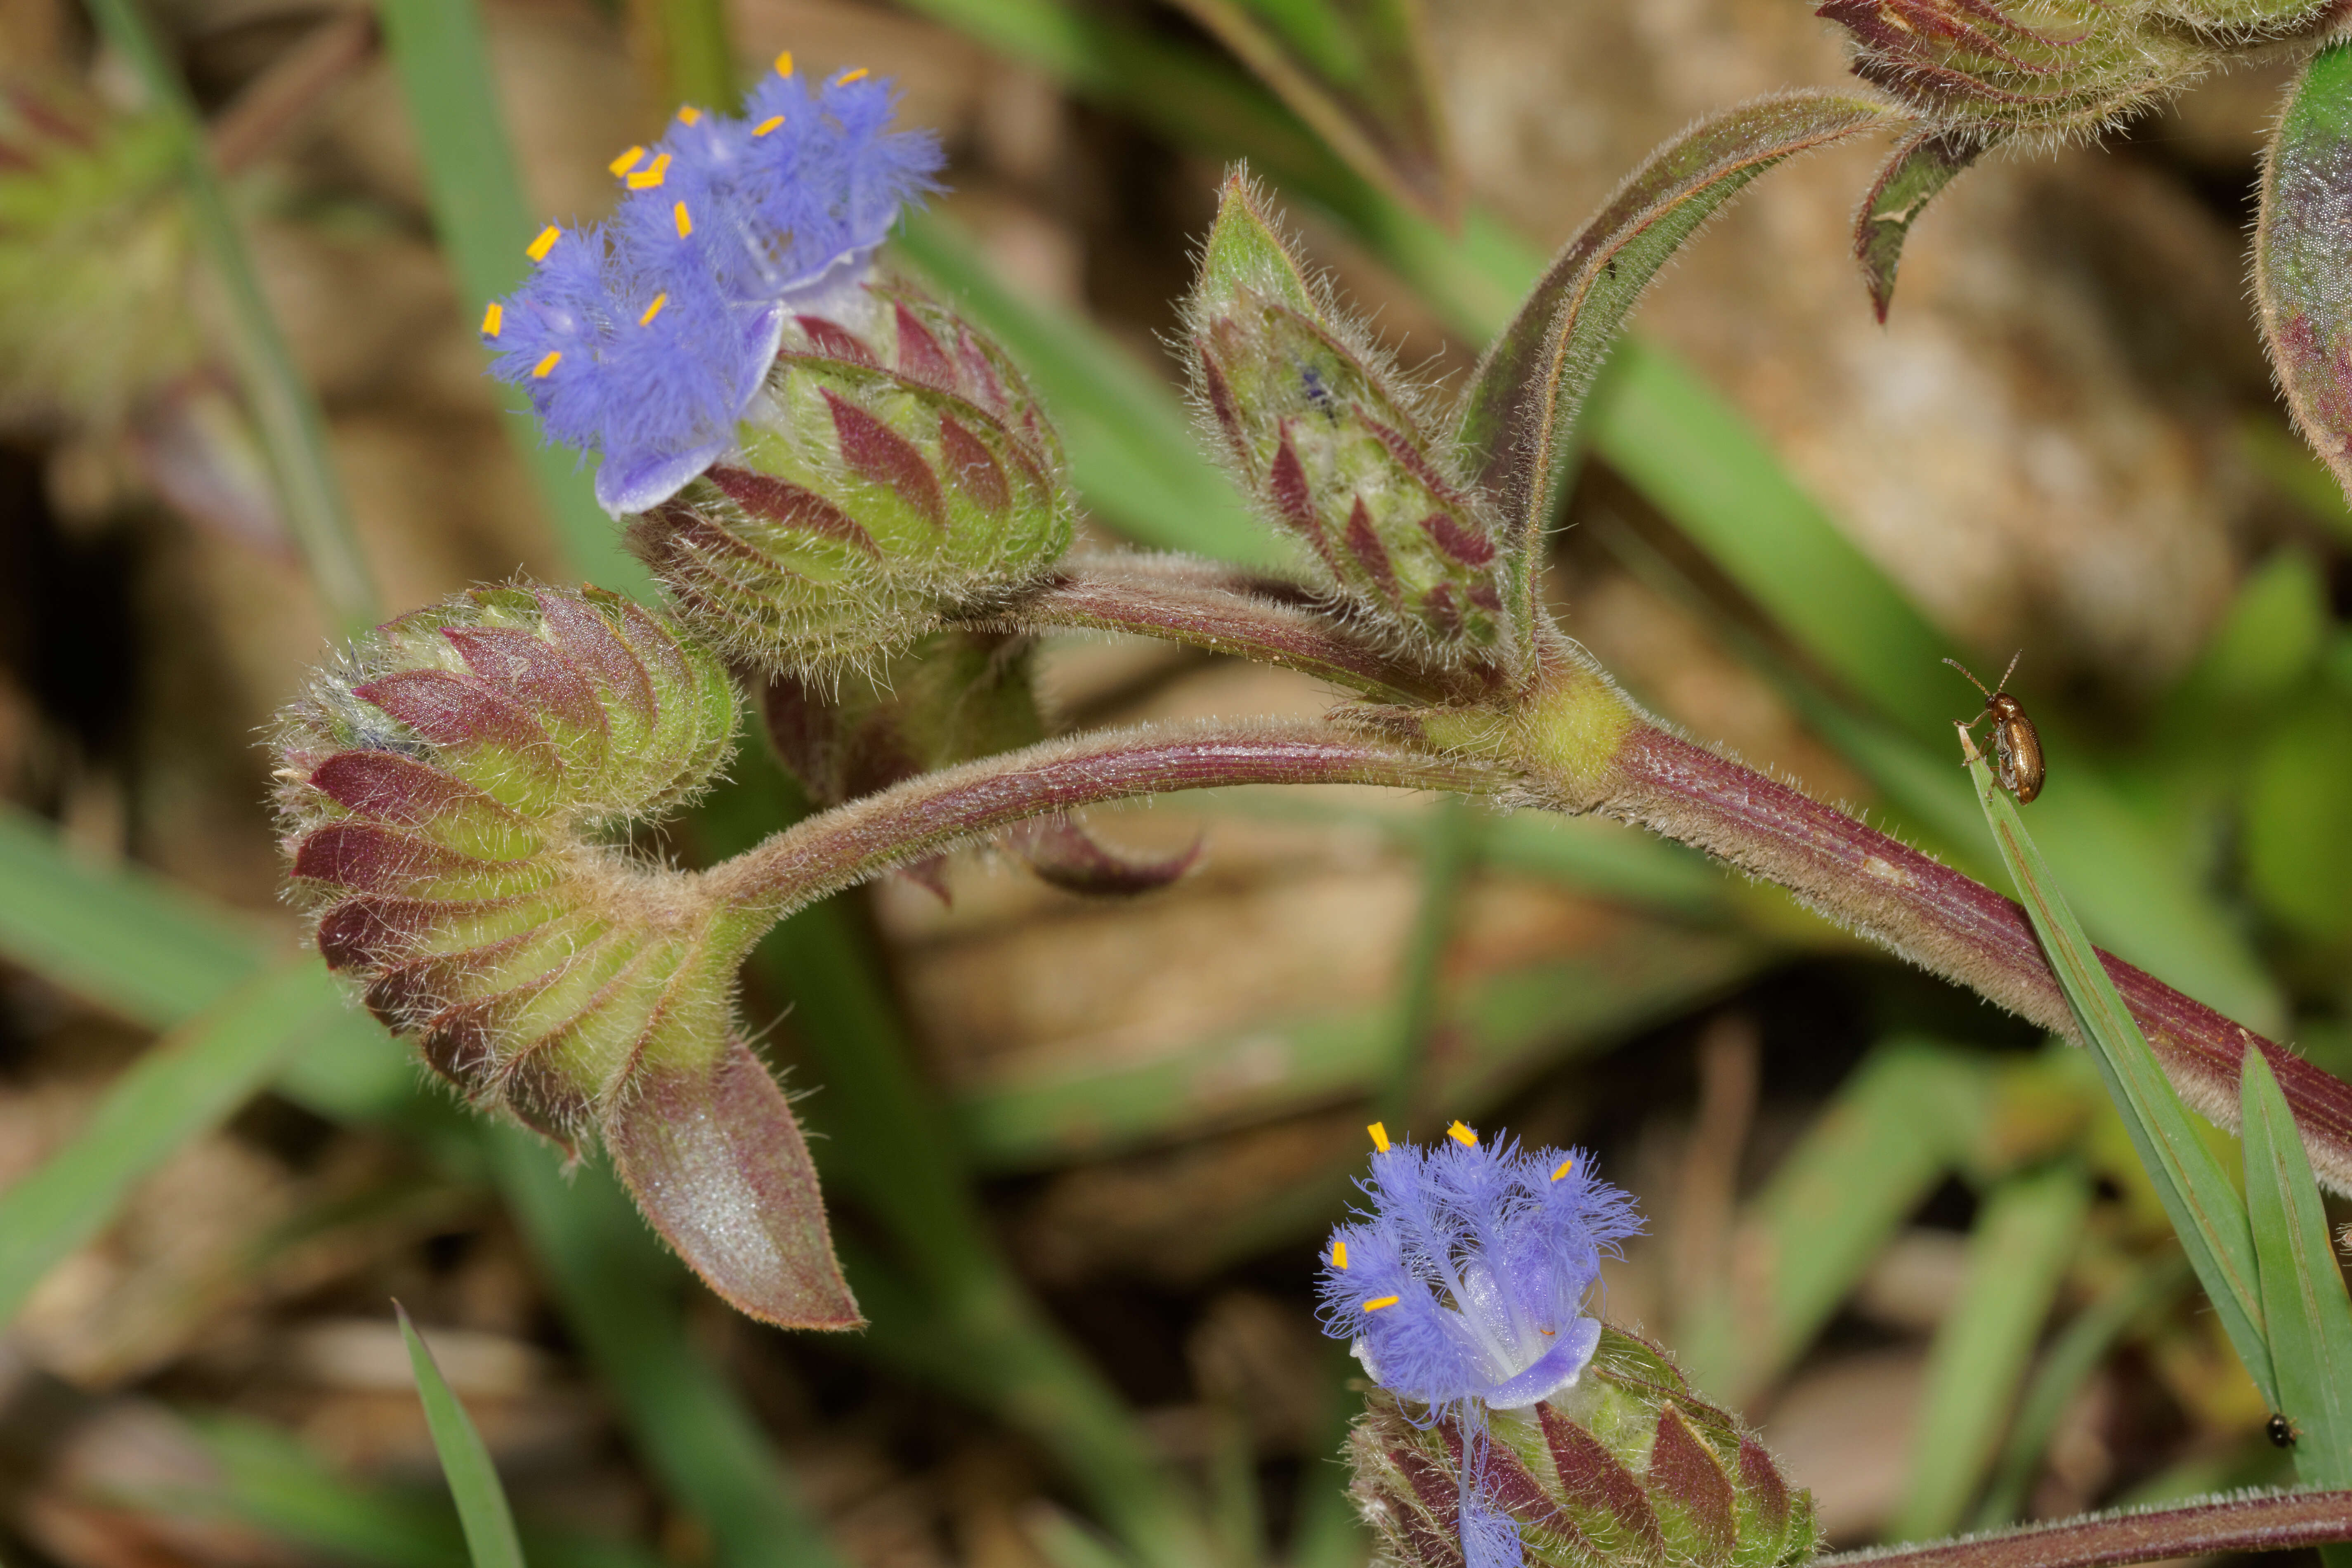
[1945,652,2044,804]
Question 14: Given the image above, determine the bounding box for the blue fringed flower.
[1319,1122,1641,1568]
[482,60,943,516]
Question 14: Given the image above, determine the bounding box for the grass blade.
[396,1303,528,1568]
[1962,742,2276,1408]
[1676,1039,1994,1405]
[373,0,649,595]
[80,0,378,633]
[1972,1258,2191,1528]
[0,960,341,1325]
[1890,1162,2092,1541]
[2240,1049,2352,1488]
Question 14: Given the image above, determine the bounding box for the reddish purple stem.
[1817,1490,2352,1568]
[704,721,1492,916]
[1606,727,2352,1190]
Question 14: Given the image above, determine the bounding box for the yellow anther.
[639,293,668,326]
[753,115,785,136]
[774,50,794,76]
[1550,1156,1576,1183]
[1364,1295,1401,1311]
[531,350,562,378]
[608,144,646,177]
[836,66,869,85]
[1448,1120,1477,1148]
[479,301,503,338]
[527,225,560,261]
[1367,1122,1390,1153]
[677,105,702,125]
[1330,1241,1348,1270]
[673,201,692,238]
[627,153,672,190]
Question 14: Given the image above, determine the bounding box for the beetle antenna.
[1942,658,1991,700]
[1995,649,2022,691]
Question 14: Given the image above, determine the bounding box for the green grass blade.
[0,807,269,1027]
[1889,1162,2092,1542]
[396,1303,528,1568]
[2240,1049,2352,1487]
[373,0,649,595]
[1963,744,2276,1408]
[81,0,377,634]
[1972,1257,2190,1528]
[893,212,1276,566]
[0,960,340,1324]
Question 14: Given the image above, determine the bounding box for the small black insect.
[1945,651,2045,805]
[2267,1412,2300,1448]
[1299,364,1337,415]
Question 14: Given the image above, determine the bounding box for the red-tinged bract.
[275,583,862,1331]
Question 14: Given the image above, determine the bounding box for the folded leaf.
[2259,42,2352,512]
[1453,92,1903,638]
[1854,127,1986,323]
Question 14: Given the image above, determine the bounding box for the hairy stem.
[1816,1490,2352,1568]
[963,556,1490,705]
[1598,724,2352,1192]
[701,719,1497,916]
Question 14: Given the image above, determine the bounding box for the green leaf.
[1973,1257,2191,1528]
[1853,126,1985,323]
[373,0,649,596]
[1455,92,1903,638]
[1162,0,1457,220]
[396,1303,528,1568]
[0,961,341,1325]
[1890,1162,2092,1541]
[2241,1049,2352,1488]
[891,212,1276,567]
[1961,741,2277,1408]
[2257,41,2352,514]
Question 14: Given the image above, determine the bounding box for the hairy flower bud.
[1817,0,2342,142]
[1350,1325,1817,1568]
[275,583,860,1331]
[1184,172,1508,665]
[634,283,1074,674]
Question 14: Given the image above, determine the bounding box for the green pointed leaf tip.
[2261,43,2352,515]
[1817,0,2339,141]
[396,1304,527,1568]
[1349,1325,1817,1568]
[1854,128,1984,323]
[276,582,860,1330]
[1183,171,1513,666]
[1455,92,1899,631]
[2241,1051,2352,1488]
[631,275,1074,677]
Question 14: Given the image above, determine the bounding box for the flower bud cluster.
[0,82,198,432]
[631,281,1073,674]
[1184,175,1509,666]
[274,584,744,1144]
[484,60,942,515]
[1818,0,2345,142]
[1321,1124,1813,1568]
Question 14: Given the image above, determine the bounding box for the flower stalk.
[1817,1490,2352,1568]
